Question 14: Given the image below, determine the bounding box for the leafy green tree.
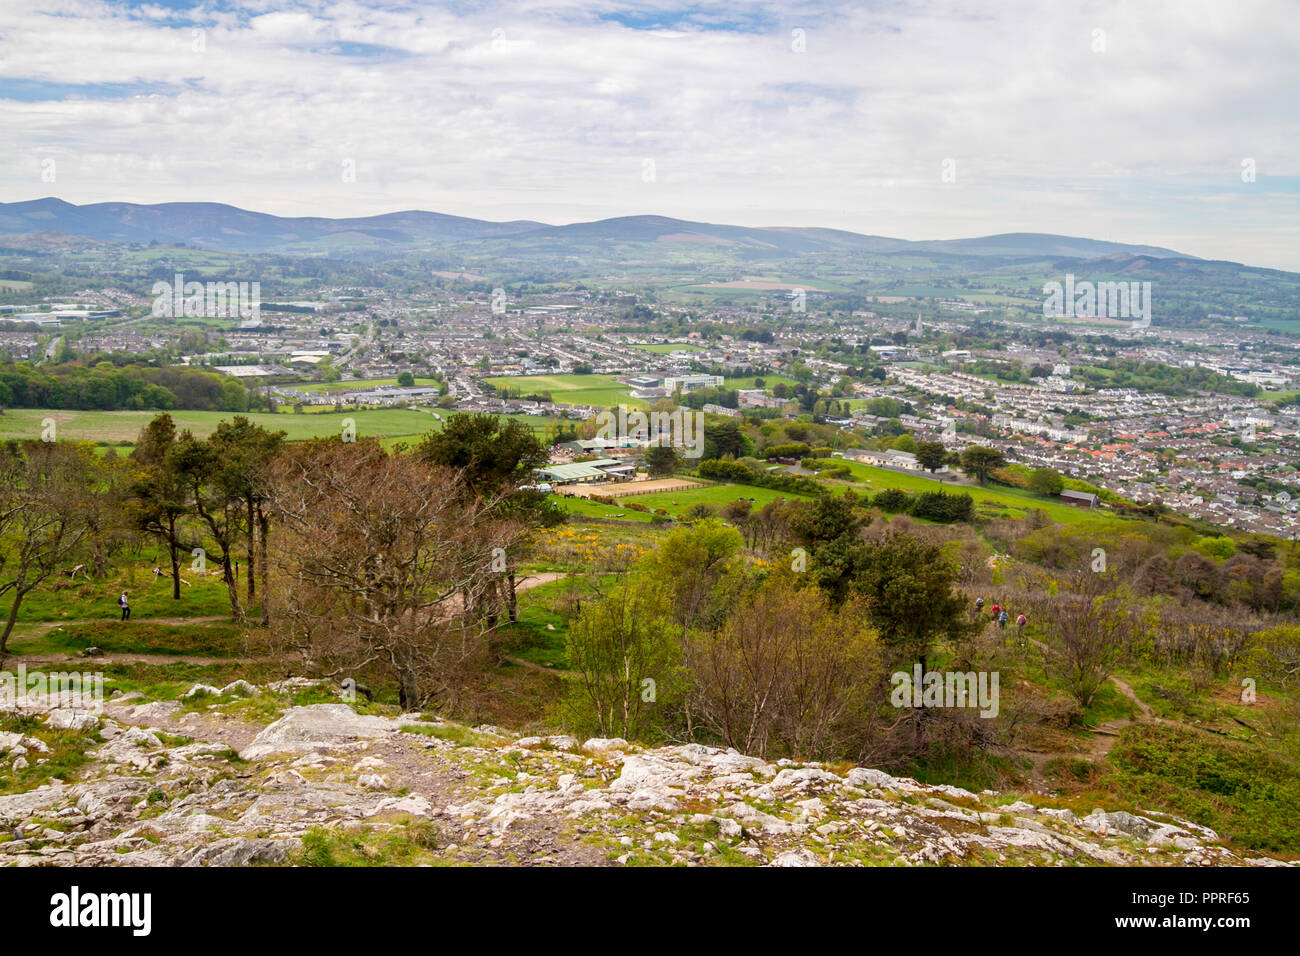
[851,531,974,671]
[910,490,974,523]
[915,441,947,473]
[704,420,750,461]
[416,413,548,497]
[1027,467,1064,496]
[872,488,911,513]
[128,414,192,600]
[789,494,862,549]
[565,577,681,740]
[397,371,416,387]
[645,444,679,476]
[891,433,918,453]
[959,445,1006,486]
[208,417,286,624]
[646,519,745,639]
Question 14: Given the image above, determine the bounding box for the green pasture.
[483,373,647,409]
[829,460,1110,525]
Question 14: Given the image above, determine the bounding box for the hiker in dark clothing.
[118,590,130,621]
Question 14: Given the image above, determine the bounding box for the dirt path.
[1013,637,1177,790]
[18,652,279,667]
[11,615,232,635]
[514,572,566,591]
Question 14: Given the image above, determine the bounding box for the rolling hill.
[0,198,1190,260]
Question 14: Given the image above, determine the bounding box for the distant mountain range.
[0,197,1190,260]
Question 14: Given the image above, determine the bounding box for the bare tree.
[0,440,98,661]
[683,574,879,759]
[267,439,526,710]
[1040,594,1129,708]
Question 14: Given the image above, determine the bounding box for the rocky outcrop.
[240,704,400,759]
[0,692,1292,867]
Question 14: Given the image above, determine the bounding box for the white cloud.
[0,0,1296,267]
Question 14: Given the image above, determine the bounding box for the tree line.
[0,361,250,412]
[0,413,557,714]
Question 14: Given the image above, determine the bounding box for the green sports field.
[722,375,799,389]
[296,376,444,393]
[482,373,647,409]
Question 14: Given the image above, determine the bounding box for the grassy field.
[295,376,444,394]
[829,460,1108,525]
[483,373,646,409]
[0,408,441,444]
[9,620,249,658]
[552,461,1109,526]
[10,543,236,625]
[722,375,799,389]
[553,495,656,522]
[618,481,813,516]
[630,343,703,354]
[0,408,573,447]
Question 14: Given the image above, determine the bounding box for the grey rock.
[770,849,820,867]
[46,709,99,731]
[173,837,294,867]
[241,704,396,759]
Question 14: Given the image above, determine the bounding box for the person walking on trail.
[974,596,984,619]
[1016,612,1027,640]
[118,590,130,621]
[990,603,1001,622]
[998,609,1009,630]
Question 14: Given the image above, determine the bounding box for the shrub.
[873,488,911,513]
[763,442,812,459]
[697,458,823,496]
[682,503,719,520]
[910,490,974,523]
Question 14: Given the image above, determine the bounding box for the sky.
[1,0,1298,269]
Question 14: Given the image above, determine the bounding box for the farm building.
[533,458,636,486]
[843,448,922,470]
[558,437,640,454]
[1059,489,1099,509]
